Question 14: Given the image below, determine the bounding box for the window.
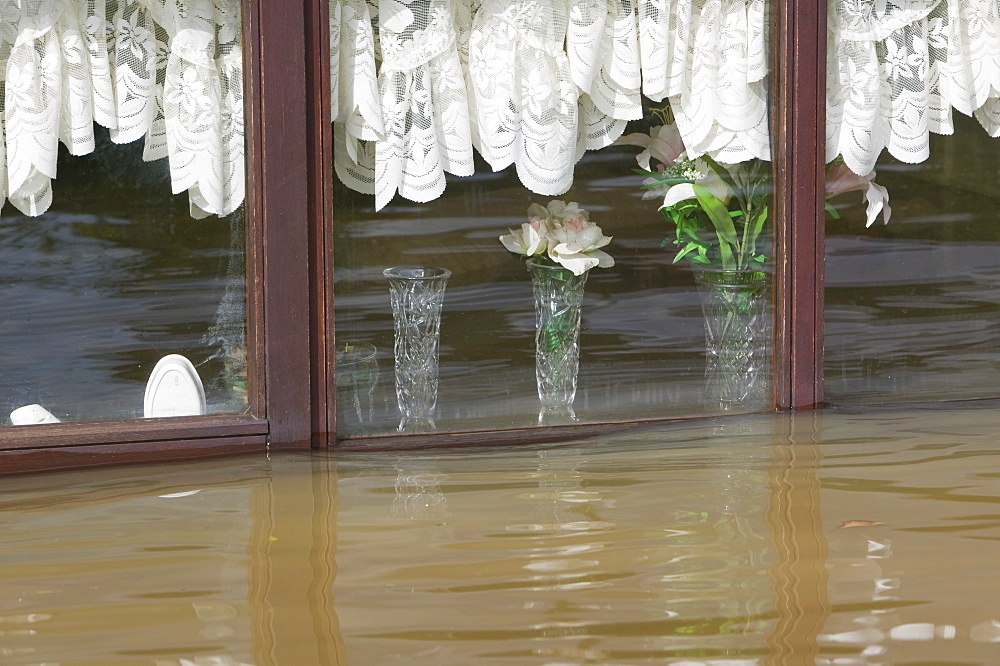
[6,0,1000,468]
[824,0,1000,405]
[328,1,780,440]
[0,0,247,424]
[0,0,313,472]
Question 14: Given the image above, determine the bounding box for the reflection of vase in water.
[527,258,587,421]
[384,267,451,427]
[391,461,448,519]
[693,268,770,410]
[335,343,379,426]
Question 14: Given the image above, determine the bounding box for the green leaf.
[673,240,708,264]
[750,205,768,243]
[701,155,739,193]
[692,183,737,270]
[825,201,841,219]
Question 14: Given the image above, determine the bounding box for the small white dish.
[10,404,61,425]
[144,354,206,418]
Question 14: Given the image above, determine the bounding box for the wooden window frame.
[0,0,315,474]
[312,0,829,449]
[0,0,832,469]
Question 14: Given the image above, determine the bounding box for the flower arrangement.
[499,200,614,275]
[618,106,891,272]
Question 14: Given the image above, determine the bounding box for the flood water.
[4,405,1000,664]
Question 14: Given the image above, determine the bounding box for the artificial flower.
[547,218,615,275]
[621,103,895,271]
[500,219,549,256]
[621,112,770,270]
[658,158,734,209]
[825,161,892,227]
[617,123,686,171]
[528,199,591,227]
[501,201,614,276]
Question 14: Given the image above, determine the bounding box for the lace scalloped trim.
[333,0,773,210]
[1,0,244,218]
[335,0,1000,211]
[828,0,1000,174]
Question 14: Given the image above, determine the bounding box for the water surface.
[4,406,1000,663]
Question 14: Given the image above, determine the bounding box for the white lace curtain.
[830,0,1000,175]
[333,0,1000,210]
[331,0,770,210]
[1,0,243,219]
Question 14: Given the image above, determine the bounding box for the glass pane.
[825,1,1000,405]
[331,2,774,436]
[1,0,248,426]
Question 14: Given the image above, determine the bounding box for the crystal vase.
[384,266,451,427]
[693,268,770,410]
[527,258,588,421]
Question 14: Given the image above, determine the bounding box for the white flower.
[660,182,697,208]
[544,200,589,227]
[500,219,549,257]
[825,161,892,226]
[641,176,670,201]
[616,123,685,171]
[527,202,551,225]
[502,201,614,275]
[526,200,590,228]
[659,159,734,209]
[547,218,614,275]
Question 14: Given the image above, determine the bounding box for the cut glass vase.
[384,266,451,429]
[527,258,588,422]
[693,267,771,411]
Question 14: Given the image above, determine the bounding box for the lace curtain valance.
[1,0,243,219]
[829,0,1000,175]
[331,0,770,210]
[333,0,1000,211]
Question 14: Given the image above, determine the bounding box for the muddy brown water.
[4,405,1000,664]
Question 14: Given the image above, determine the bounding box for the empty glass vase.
[384,266,451,426]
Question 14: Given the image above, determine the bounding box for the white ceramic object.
[10,404,61,425]
[144,354,206,418]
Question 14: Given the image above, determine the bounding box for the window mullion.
[773,0,827,410]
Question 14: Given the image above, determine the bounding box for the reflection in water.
[335,343,380,427]
[391,460,448,520]
[826,114,1000,405]
[766,413,831,664]
[0,128,247,424]
[5,407,1000,662]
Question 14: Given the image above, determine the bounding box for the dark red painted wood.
[306,0,336,448]
[0,416,267,451]
[253,0,313,448]
[773,0,826,410]
[0,436,267,476]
